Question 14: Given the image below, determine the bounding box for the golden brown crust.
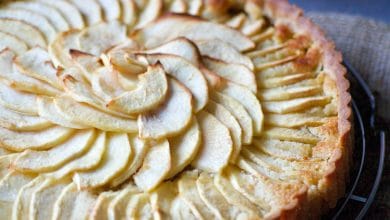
[258,0,352,218]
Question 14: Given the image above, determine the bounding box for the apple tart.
[0,0,352,219]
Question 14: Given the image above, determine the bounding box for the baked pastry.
[0,0,352,219]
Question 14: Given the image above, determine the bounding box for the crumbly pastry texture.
[0,0,351,219]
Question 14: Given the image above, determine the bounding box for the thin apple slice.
[132,14,255,51]
[264,113,327,128]
[68,0,103,25]
[0,126,74,151]
[108,185,140,220]
[48,30,81,68]
[138,78,192,139]
[149,181,178,219]
[135,0,163,28]
[104,49,146,75]
[192,111,233,172]
[214,174,264,217]
[0,8,56,42]
[30,178,68,220]
[225,13,246,29]
[107,64,168,114]
[37,96,88,129]
[14,47,62,89]
[263,127,319,144]
[0,171,35,220]
[36,0,84,29]
[258,85,321,101]
[257,73,313,89]
[220,82,264,134]
[91,66,125,101]
[0,148,11,157]
[253,138,311,160]
[205,100,242,162]
[0,31,28,55]
[0,104,52,131]
[165,117,201,179]
[54,95,138,132]
[197,39,254,70]
[203,57,257,93]
[89,190,119,220]
[0,18,46,47]
[97,0,121,21]
[196,172,256,219]
[78,21,127,56]
[134,139,171,191]
[11,176,47,220]
[187,0,202,15]
[120,0,137,25]
[13,129,96,173]
[0,49,61,96]
[109,134,148,187]
[141,37,201,66]
[70,50,103,82]
[0,154,17,180]
[210,92,253,144]
[73,132,131,189]
[142,54,208,111]
[178,171,216,219]
[7,1,70,31]
[262,96,331,114]
[44,131,106,180]
[53,183,97,220]
[170,197,199,219]
[0,83,38,116]
[126,193,153,219]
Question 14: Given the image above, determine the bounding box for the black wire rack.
[322,61,387,220]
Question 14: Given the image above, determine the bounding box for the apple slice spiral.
[0,0,349,219]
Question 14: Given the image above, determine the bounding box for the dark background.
[290,0,390,23]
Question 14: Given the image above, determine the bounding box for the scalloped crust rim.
[261,0,352,219]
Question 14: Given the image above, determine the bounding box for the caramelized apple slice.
[97,0,121,21]
[0,8,56,42]
[14,47,62,89]
[0,171,35,220]
[197,39,254,70]
[44,131,106,180]
[0,31,28,55]
[0,83,38,116]
[7,1,70,31]
[73,132,131,189]
[134,140,171,191]
[107,64,168,114]
[68,0,103,25]
[205,100,242,162]
[165,117,201,179]
[13,129,96,173]
[0,126,74,151]
[132,14,255,51]
[36,0,84,29]
[139,78,192,139]
[203,57,257,93]
[0,18,46,47]
[0,104,52,131]
[142,54,208,111]
[192,111,233,172]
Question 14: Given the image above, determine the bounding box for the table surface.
[290,0,390,23]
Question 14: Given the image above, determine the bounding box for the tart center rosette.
[1,15,265,191]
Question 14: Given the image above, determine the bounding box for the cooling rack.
[323,61,387,219]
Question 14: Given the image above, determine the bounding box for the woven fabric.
[307,12,389,219]
[308,12,390,122]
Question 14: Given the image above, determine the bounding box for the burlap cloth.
[307,12,389,218]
